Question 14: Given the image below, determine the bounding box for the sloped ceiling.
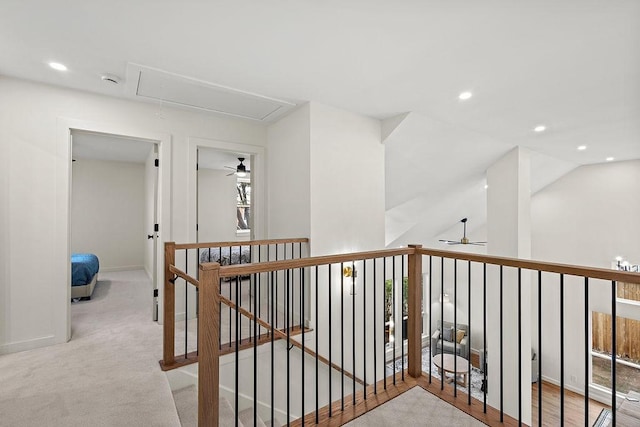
[384,113,578,247]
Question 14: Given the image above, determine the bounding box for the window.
[236,178,250,233]
[592,311,640,394]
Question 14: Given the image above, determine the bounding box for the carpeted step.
[172,385,244,427]
[172,385,197,427]
[220,396,243,427]
[238,408,267,427]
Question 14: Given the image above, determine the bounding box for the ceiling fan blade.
[469,242,486,246]
[226,171,235,176]
[439,239,456,243]
[224,166,235,170]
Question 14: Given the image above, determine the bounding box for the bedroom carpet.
[0,269,181,427]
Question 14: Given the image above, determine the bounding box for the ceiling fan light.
[235,157,248,177]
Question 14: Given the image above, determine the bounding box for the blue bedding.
[71,253,99,286]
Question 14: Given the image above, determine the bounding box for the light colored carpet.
[344,386,486,426]
[172,385,198,427]
[0,270,181,427]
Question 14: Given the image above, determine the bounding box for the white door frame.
[58,118,172,340]
[186,137,266,320]
[188,136,266,245]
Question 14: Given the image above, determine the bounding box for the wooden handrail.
[216,247,413,277]
[175,237,309,250]
[215,245,640,284]
[417,247,640,284]
[169,265,199,288]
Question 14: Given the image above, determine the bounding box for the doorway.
[197,148,253,243]
[70,130,162,323]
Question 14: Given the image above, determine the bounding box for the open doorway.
[197,148,253,243]
[70,130,160,324]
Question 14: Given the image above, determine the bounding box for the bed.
[199,246,251,265]
[71,253,100,299]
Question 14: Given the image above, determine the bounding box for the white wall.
[309,102,385,255]
[265,101,385,385]
[309,102,385,381]
[532,159,640,394]
[71,158,145,271]
[0,76,266,354]
[198,169,238,242]
[266,104,311,239]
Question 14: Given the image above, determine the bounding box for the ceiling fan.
[225,157,250,177]
[439,218,486,246]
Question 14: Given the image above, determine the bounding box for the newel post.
[163,242,176,367]
[199,262,220,427]
[407,244,423,378]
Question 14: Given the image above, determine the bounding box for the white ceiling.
[2,1,638,246]
[72,131,154,163]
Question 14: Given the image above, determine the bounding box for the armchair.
[431,320,469,360]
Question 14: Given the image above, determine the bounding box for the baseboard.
[0,334,58,355]
[541,375,627,407]
[540,375,585,395]
[100,265,145,272]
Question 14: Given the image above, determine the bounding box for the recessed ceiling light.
[606,157,614,162]
[48,62,67,71]
[533,125,546,133]
[458,91,472,101]
[577,145,587,151]
[484,184,489,189]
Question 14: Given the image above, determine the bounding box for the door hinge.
[196,163,199,171]
[154,224,159,232]
[196,223,199,231]
[154,159,159,167]
[153,289,158,298]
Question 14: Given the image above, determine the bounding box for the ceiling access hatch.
[127,64,295,121]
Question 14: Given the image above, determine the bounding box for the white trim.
[0,335,57,355]
[58,118,172,343]
[541,375,624,407]
[188,136,266,244]
[592,350,640,370]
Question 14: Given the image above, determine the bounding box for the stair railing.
[198,245,421,426]
[161,238,309,371]
[196,245,640,427]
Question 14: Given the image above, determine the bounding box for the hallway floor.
[0,270,181,427]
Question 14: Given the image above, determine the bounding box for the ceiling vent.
[126,64,295,121]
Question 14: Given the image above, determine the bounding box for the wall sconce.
[343,266,355,278]
[343,266,357,295]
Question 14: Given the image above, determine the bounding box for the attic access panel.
[131,65,294,121]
